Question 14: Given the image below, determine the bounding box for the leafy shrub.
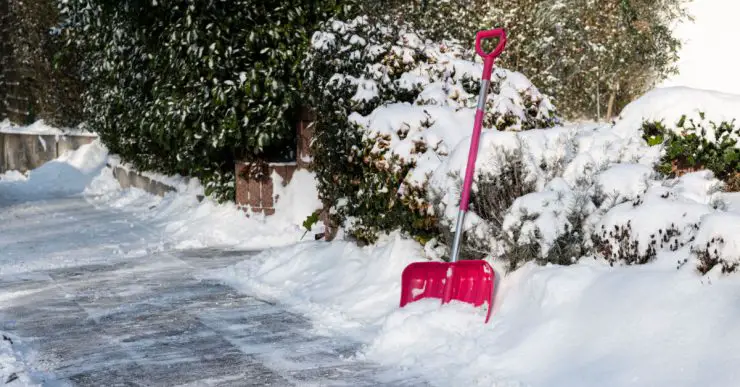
[430,136,608,271]
[59,0,339,200]
[304,15,558,243]
[642,115,740,191]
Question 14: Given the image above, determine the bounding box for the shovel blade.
[400,260,495,322]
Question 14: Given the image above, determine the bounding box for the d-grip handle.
[475,29,507,60]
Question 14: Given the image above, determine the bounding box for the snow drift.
[207,85,740,386]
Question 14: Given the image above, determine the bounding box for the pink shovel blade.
[400,260,496,322]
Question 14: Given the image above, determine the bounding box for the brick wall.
[235,107,315,215]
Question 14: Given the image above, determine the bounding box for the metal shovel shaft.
[449,58,494,264]
[400,29,506,324]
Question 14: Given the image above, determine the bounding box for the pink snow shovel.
[400,29,507,323]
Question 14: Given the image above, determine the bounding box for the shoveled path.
[0,196,426,386]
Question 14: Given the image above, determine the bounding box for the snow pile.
[82,162,324,250]
[614,86,740,139]
[0,140,109,202]
[207,234,740,387]
[85,168,323,250]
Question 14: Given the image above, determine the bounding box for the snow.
[596,163,655,202]
[3,87,740,385]
[661,0,740,95]
[614,87,740,139]
[0,140,109,202]
[693,212,740,271]
[1,139,324,251]
[0,333,44,386]
[86,170,323,251]
[0,119,95,137]
[203,85,740,386]
[207,235,740,387]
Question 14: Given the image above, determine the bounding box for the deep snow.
[204,86,740,387]
[3,82,740,386]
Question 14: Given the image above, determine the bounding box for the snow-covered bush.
[693,213,740,274]
[304,16,558,243]
[58,0,339,200]
[641,115,740,191]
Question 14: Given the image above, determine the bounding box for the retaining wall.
[0,132,96,173]
[110,165,177,197]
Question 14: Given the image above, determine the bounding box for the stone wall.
[110,166,177,197]
[0,132,96,173]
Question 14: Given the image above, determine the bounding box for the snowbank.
[85,169,324,250]
[614,87,740,138]
[205,235,740,387]
[0,140,109,202]
[83,162,323,250]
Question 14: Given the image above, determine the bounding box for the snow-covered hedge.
[304,16,558,243]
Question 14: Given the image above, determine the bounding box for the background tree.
[489,0,689,120]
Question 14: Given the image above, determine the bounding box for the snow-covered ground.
[205,86,740,387]
[0,143,424,386]
[2,85,740,386]
[660,0,740,94]
[0,332,48,386]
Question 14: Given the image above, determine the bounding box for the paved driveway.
[0,197,426,386]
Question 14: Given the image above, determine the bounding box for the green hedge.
[642,115,740,191]
[59,0,339,199]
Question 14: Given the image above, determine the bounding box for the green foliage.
[301,209,322,240]
[642,115,740,190]
[342,0,490,44]
[58,0,340,201]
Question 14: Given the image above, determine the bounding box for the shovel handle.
[449,29,507,264]
[475,29,507,81]
[475,29,507,60]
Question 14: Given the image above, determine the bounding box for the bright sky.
[660,0,740,95]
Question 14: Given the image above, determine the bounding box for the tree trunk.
[606,91,616,120]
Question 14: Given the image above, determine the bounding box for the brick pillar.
[297,107,316,169]
[235,161,298,215]
[234,105,314,217]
